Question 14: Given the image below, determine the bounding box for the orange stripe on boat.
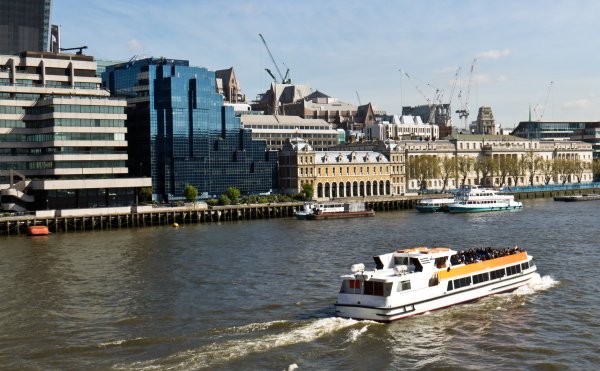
[438,251,527,280]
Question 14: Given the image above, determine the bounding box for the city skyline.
[53,0,600,129]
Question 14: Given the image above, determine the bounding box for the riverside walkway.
[1,186,598,235]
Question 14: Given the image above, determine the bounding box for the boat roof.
[394,246,455,257]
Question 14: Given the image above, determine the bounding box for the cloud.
[475,49,511,59]
[497,75,507,82]
[562,99,590,109]
[127,39,145,53]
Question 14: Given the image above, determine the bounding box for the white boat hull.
[335,269,536,322]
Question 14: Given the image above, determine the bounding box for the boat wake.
[120,317,373,370]
[514,272,558,295]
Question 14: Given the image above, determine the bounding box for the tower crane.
[258,33,291,84]
[399,69,440,124]
[533,81,554,121]
[456,58,477,130]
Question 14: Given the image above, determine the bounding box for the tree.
[474,156,496,187]
[570,158,588,183]
[593,159,600,182]
[439,157,457,192]
[138,187,153,203]
[553,158,571,185]
[522,151,543,186]
[540,159,554,185]
[300,183,314,200]
[456,156,474,187]
[218,194,231,205]
[407,155,440,191]
[496,155,515,187]
[226,187,240,204]
[184,184,198,203]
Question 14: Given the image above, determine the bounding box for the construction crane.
[533,81,554,121]
[59,46,87,55]
[399,68,440,124]
[258,33,290,84]
[456,58,477,130]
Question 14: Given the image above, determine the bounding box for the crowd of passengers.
[450,246,521,265]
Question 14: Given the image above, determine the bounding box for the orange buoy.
[27,225,50,236]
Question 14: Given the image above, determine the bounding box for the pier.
[1,187,599,236]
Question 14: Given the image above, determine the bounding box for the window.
[397,280,411,292]
[453,276,472,289]
[363,281,385,296]
[447,281,453,291]
[521,262,529,270]
[490,268,506,280]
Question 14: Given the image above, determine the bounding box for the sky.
[53,0,600,129]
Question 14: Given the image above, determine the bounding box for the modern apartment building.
[103,58,278,201]
[0,51,150,211]
[0,0,52,54]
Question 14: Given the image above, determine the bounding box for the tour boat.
[447,185,523,213]
[415,197,455,212]
[335,245,536,322]
[295,201,374,220]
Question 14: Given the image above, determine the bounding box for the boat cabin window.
[339,279,361,294]
[453,276,472,289]
[447,281,453,291]
[409,258,423,272]
[364,281,386,296]
[394,256,408,266]
[473,272,490,284]
[397,280,411,292]
[490,268,506,280]
[506,264,522,276]
[435,257,447,269]
[521,262,529,270]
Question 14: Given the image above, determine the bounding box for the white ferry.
[335,246,536,322]
[295,201,374,220]
[447,185,523,213]
[415,197,455,213]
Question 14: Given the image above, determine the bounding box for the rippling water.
[0,198,598,369]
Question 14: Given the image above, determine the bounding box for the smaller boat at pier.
[447,185,523,213]
[27,225,50,236]
[415,197,455,213]
[553,194,600,202]
[295,201,374,220]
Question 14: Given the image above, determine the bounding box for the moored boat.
[447,185,523,213]
[553,194,600,202]
[27,225,50,236]
[415,197,455,213]
[295,201,374,220]
[335,245,536,321]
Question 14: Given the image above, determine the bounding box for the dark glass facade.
[0,0,52,54]
[103,58,278,201]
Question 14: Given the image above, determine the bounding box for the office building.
[0,0,52,54]
[365,115,439,141]
[103,58,278,201]
[0,51,150,211]
[240,114,339,151]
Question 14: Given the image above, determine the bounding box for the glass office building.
[103,58,278,201]
[0,0,52,55]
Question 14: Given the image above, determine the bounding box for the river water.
[0,198,598,370]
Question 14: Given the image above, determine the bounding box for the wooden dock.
[1,188,598,236]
